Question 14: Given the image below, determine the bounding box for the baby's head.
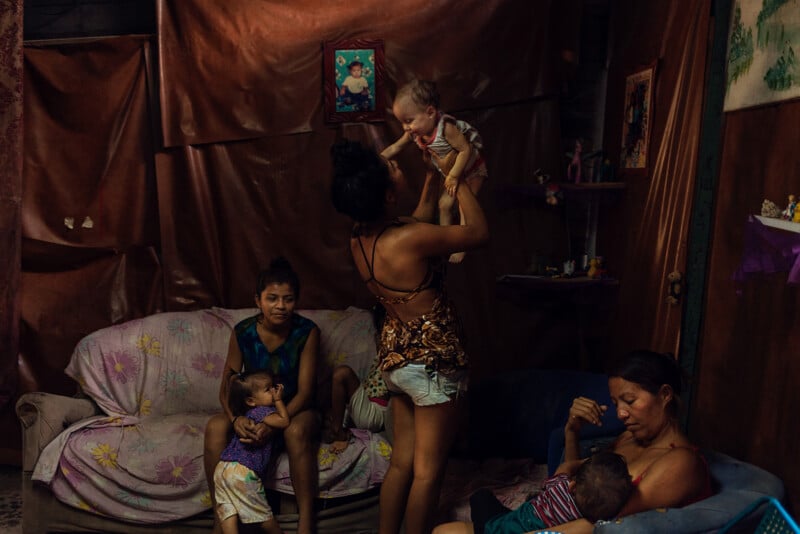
[392,79,441,138]
[348,61,364,77]
[395,79,440,110]
[572,452,633,522]
[228,370,277,415]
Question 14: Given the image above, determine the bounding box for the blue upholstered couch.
[466,369,785,533]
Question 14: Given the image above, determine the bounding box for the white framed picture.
[724,0,800,112]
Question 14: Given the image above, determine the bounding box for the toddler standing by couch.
[213,370,290,534]
[382,79,488,263]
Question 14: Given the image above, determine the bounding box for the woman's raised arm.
[564,396,608,462]
[404,180,488,258]
[410,167,440,223]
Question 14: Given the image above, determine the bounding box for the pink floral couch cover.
[32,307,391,524]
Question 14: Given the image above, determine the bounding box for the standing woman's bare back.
[351,220,443,323]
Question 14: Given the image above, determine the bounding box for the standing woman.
[203,257,321,534]
[330,139,489,534]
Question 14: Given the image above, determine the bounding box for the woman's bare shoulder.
[628,445,706,511]
[663,444,705,470]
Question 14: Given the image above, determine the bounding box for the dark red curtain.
[0,0,23,462]
[20,37,163,397]
[156,0,552,146]
[11,1,568,426]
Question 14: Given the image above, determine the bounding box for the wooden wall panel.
[693,101,800,514]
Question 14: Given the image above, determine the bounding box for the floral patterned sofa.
[16,306,391,533]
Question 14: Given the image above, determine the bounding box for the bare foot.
[321,428,337,444]
[328,428,352,453]
[449,251,466,263]
[330,438,351,454]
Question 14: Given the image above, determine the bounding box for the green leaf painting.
[724,0,800,111]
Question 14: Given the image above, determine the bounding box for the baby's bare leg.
[438,190,457,227]
[324,366,360,452]
[259,516,283,534]
[439,191,465,263]
[219,514,239,534]
[449,174,486,264]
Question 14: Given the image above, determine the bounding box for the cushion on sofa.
[31,307,390,524]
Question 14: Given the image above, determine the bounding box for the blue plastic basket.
[720,496,800,533]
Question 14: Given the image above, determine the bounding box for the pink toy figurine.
[567,139,582,184]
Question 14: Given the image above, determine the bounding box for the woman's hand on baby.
[253,422,274,443]
[234,416,261,442]
[566,396,608,431]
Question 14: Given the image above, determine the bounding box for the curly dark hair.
[573,451,633,522]
[330,139,392,223]
[255,256,300,300]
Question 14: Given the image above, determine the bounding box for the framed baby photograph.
[323,38,385,123]
[620,62,657,175]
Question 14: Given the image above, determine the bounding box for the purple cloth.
[220,405,276,476]
[733,215,800,284]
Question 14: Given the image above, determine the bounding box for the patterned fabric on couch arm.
[19,306,390,527]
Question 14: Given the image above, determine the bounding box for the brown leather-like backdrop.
[12,0,566,407]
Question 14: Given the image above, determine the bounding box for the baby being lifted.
[382,79,488,263]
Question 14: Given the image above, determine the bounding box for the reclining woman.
[330,139,489,534]
[204,257,321,534]
[433,350,713,534]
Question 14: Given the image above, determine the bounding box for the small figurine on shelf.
[587,257,607,279]
[794,208,800,224]
[599,157,615,183]
[781,194,797,220]
[533,168,551,185]
[566,138,582,184]
[545,183,563,206]
[761,199,782,218]
[587,258,599,279]
[544,266,561,277]
[562,259,575,277]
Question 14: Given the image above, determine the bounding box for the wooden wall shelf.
[496,274,619,290]
[495,182,626,208]
[754,215,800,234]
